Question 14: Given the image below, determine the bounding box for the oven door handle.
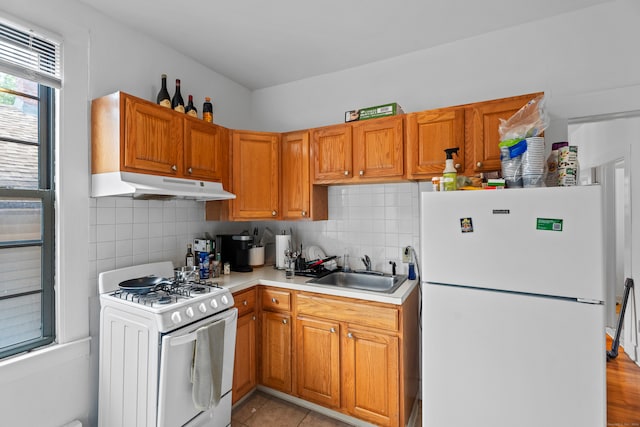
[169,332,198,347]
[167,309,238,347]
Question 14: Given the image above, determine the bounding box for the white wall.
[0,1,252,426]
[250,0,640,136]
[570,116,640,363]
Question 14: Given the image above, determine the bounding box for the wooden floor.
[607,335,640,425]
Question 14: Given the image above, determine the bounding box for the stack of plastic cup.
[522,137,545,187]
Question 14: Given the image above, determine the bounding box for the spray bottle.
[442,147,460,191]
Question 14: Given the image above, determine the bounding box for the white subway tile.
[97,224,116,242]
[97,241,116,260]
[116,207,133,224]
[115,239,133,257]
[97,207,115,225]
[132,224,149,239]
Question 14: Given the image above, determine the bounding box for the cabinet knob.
[282,318,288,325]
[301,210,307,217]
[476,162,483,168]
[187,167,193,174]
[171,165,177,171]
[359,170,364,176]
[347,332,353,339]
[271,297,277,303]
[252,315,256,321]
[271,210,277,216]
[344,170,349,176]
[330,327,336,333]
[455,163,461,169]
[243,300,248,306]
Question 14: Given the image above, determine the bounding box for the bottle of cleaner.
[442,147,460,191]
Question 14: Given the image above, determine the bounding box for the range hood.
[91,171,236,201]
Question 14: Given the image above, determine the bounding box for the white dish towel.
[191,319,226,410]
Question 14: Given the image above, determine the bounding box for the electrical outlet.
[403,246,411,263]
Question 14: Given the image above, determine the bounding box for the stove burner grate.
[110,280,224,306]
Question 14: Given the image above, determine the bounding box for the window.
[0,18,59,359]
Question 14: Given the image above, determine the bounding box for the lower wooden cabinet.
[296,316,341,408]
[232,312,256,404]
[343,327,400,426]
[232,288,257,404]
[261,310,292,393]
[232,285,419,427]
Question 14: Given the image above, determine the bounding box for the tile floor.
[231,391,354,427]
[232,391,423,426]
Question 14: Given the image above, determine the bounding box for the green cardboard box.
[345,102,405,122]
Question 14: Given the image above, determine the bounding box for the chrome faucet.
[362,255,372,271]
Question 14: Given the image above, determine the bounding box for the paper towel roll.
[275,235,291,269]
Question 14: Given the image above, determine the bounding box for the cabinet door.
[123,95,183,175]
[296,317,341,408]
[231,131,280,219]
[261,311,292,393]
[352,116,404,180]
[184,118,228,182]
[281,131,311,220]
[405,107,465,178]
[311,124,353,183]
[343,328,399,427]
[469,92,542,173]
[232,312,256,404]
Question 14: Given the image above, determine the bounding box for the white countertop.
[211,266,419,305]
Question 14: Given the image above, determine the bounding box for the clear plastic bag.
[499,94,549,142]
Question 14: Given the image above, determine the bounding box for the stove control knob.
[198,303,207,313]
[221,295,229,305]
[185,307,195,318]
[210,298,219,309]
[171,311,182,324]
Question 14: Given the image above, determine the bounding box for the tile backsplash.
[89,182,421,291]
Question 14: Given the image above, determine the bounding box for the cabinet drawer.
[233,288,256,317]
[297,293,399,332]
[262,288,291,312]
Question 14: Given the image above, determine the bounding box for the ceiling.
[78,0,609,91]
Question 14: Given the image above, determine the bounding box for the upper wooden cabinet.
[405,107,465,179]
[311,123,353,182]
[467,92,543,173]
[311,115,405,184]
[92,91,228,182]
[184,117,229,181]
[405,92,543,178]
[281,131,328,221]
[352,116,404,180]
[230,130,280,220]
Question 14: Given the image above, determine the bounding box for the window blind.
[0,20,61,89]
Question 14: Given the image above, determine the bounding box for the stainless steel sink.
[307,271,408,294]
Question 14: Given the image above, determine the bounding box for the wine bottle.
[203,97,213,123]
[185,94,198,118]
[156,74,171,108]
[185,243,195,267]
[172,79,185,113]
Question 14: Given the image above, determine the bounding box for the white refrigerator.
[421,185,605,427]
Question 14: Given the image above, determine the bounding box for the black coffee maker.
[216,234,253,272]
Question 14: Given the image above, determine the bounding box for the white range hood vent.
[91,171,236,201]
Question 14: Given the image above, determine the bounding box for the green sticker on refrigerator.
[536,218,563,231]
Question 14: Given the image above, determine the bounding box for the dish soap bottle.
[442,147,460,191]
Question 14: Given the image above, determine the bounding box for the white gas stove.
[98,261,237,427]
[99,261,234,333]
